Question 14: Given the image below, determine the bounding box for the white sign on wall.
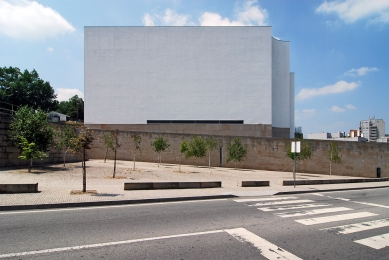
[291,141,301,153]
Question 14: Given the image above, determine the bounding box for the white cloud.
[345,104,357,109]
[47,47,54,52]
[331,105,346,112]
[295,109,316,121]
[56,88,83,102]
[199,0,268,26]
[344,67,378,76]
[303,109,316,116]
[316,0,389,24]
[142,13,155,26]
[331,104,357,112]
[142,8,191,26]
[0,0,75,40]
[296,80,360,101]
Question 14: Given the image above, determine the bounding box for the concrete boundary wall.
[0,113,81,167]
[87,128,389,178]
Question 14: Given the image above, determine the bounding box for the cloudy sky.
[0,0,388,135]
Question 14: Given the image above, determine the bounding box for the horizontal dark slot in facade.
[147,120,244,124]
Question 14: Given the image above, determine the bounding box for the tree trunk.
[208,151,211,170]
[28,159,32,173]
[179,156,181,172]
[63,149,68,167]
[234,162,236,170]
[82,148,86,192]
[104,147,108,163]
[133,151,136,170]
[330,160,332,176]
[113,148,117,178]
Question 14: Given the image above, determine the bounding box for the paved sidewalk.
[0,159,388,210]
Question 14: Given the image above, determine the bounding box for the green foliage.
[103,132,116,151]
[186,136,207,161]
[56,125,78,167]
[0,66,58,111]
[205,137,218,169]
[56,95,84,121]
[328,142,341,164]
[130,134,142,170]
[285,139,313,161]
[9,106,54,153]
[151,136,170,167]
[180,140,189,156]
[226,137,248,169]
[18,137,47,172]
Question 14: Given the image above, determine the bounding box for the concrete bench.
[238,181,269,187]
[124,181,222,190]
[0,183,39,193]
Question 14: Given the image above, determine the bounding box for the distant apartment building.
[359,118,385,142]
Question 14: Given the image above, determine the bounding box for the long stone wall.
[87,128,389,178]
[0,113,81,167]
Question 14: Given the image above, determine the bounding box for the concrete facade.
[84,26,294,138]
[360,118,386,142]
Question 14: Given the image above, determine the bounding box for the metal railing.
[0,101,19,115]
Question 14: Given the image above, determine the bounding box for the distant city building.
[359,118,385,142]
[307,131,367,142]
[48,111,68,122]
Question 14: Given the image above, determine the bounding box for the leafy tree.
[130,134,142,170]
[285,139,313,162]
[151,136,170,167]
[186,136,207,167]
[72,125,94,192]
[9,106,54,171]
[205,136,218,170]
[0,66,58,111]
[226,137,248,169]
[56,125,78,167]
[56,95,84,121]
[18,137,47,172]
[328,142,341,176]
[103,132,115,163]
[179,140,189,172]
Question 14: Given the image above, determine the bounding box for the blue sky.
[0,0,388,135]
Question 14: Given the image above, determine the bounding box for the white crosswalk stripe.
[235,196,389,250]
[258,203,331,212]
[354,233,389,249]
[275,207,352,218]
[295,212,378,226]
[321,218,389,234]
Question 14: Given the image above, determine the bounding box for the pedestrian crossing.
[234,196,389,250]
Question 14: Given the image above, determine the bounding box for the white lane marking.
[312,193,389,209]
[234,197,298,203]
[0,199,227,215]
[354,233,389,249]
[225,228,302,260]
[275,207,352,218]
[321,218,389,234]
[258,203,331,212]
[295,212,378,226]
[0,230,225,259]
[251,200,314,206]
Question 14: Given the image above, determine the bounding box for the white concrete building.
[360,118,385,142]
[307,132,367,142]
[84,26,294,138]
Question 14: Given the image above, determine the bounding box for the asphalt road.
[1,188,389,259]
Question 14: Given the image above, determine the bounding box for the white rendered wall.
[85,27,273,124]
[271,38,291,130]
[289,72,295,138]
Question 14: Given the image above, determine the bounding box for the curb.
[0,194,237,212]
[275,185,389,195]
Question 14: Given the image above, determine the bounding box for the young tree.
[103,132,115,163]
[186,136,207,167]
[9,106,54,171]
[18,137,47,172]
[205,136,218,170]
[328,142,341,176]
[130,134,142,170]
[56,125,77,167]
[226,137,248,170]
[72,125,94,192]
[179,139,189,172]
[151,136,170,167]
[0,66,58,111]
